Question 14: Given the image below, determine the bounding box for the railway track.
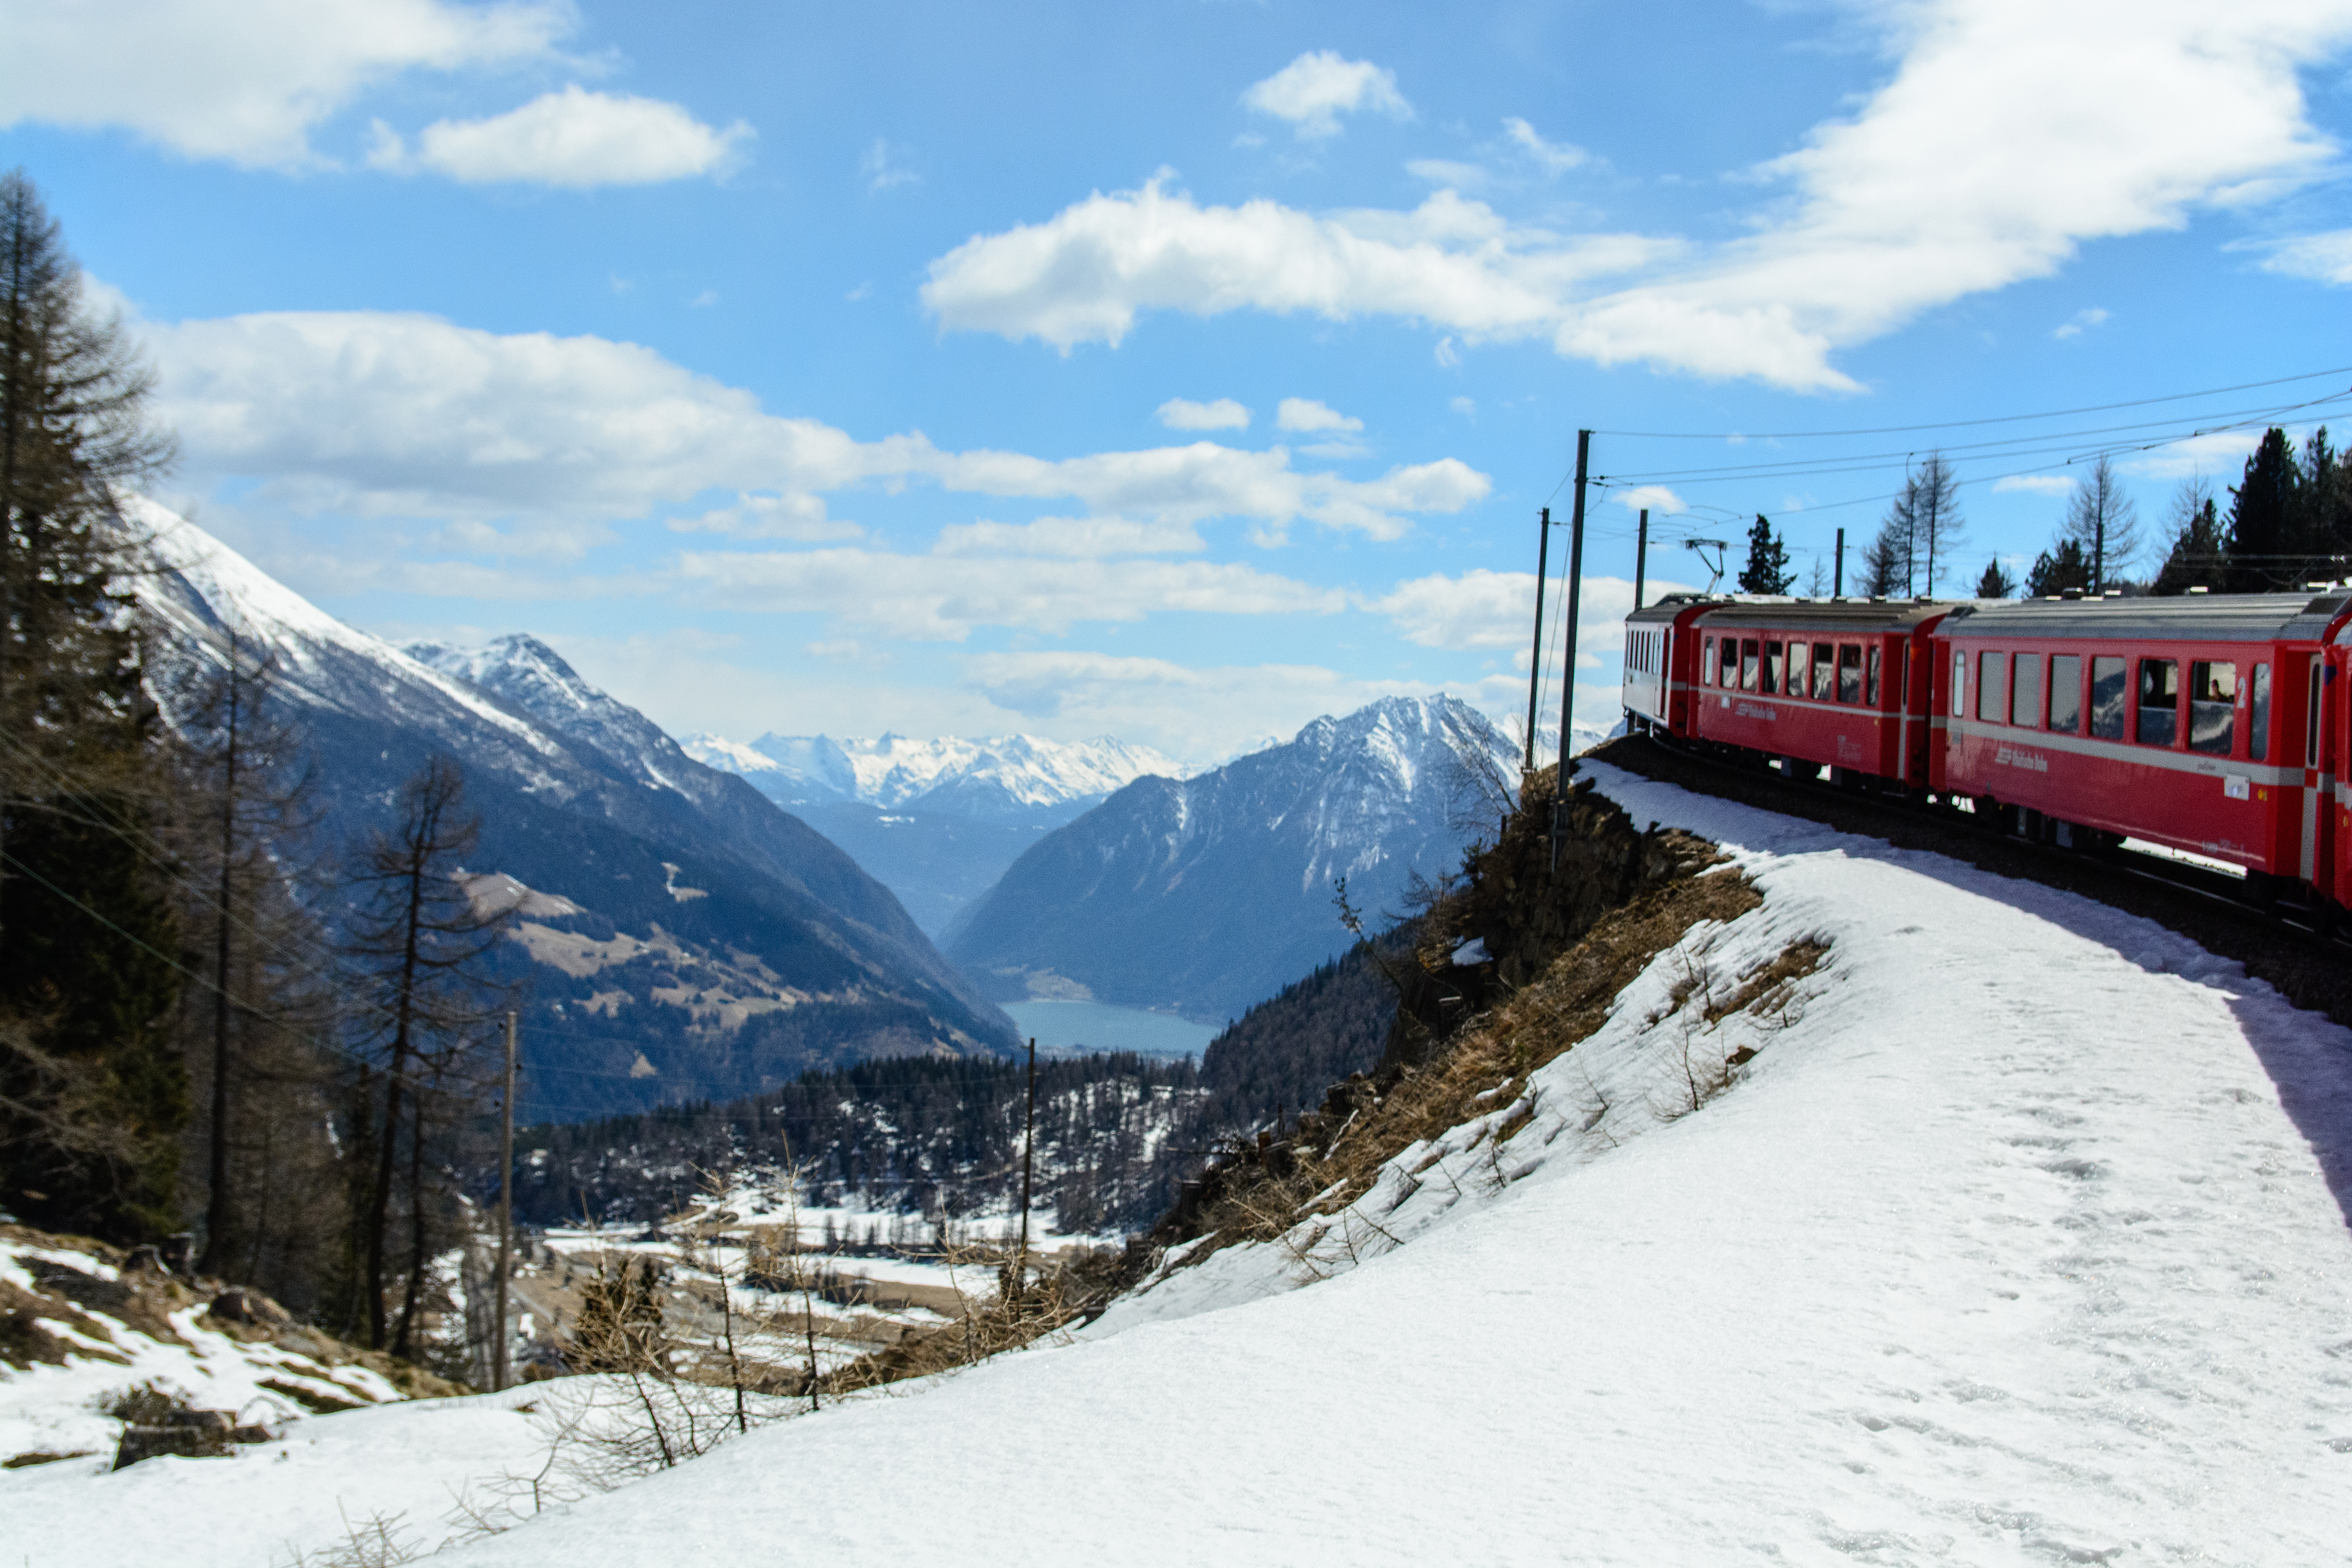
[1584,731,2352,1033]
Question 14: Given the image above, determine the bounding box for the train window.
[1952,652,1967,715]
[1701,637,1714,686]
[1976,651,2006,723]
[1811,642,1835,699]
[2010,653,2042,730]
[1762,640,1784,694]
[1741,638,1760,691]
[1867,646,1883,706]
[2089,656,2127,739]
[2189,662,2236,757]
[1722,637,1740,688]
[2308,654,2323,767]
[1838,644,1862,703]
[1785,642,1808,698]
[2137,658,2180,747]
[2049,655,2082,732]
[2250,663,2270,760]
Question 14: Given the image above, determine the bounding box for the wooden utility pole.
[1521,507,1552,774]
[1633,509,1649,612]
[1016,1037,1039,1283]
[494,1009,516,1392]
[1556,429,1592,773]
[1834,528,1846,598]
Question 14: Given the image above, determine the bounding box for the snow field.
[419,761,2352,1565]
[3,1378,659,1567]
[0,1240,405,1465]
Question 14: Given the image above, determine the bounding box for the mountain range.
[944,695,1517,1022]
[683,730,1184,935]
[123,497,1018,1119]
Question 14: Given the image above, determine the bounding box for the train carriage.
[1936,594,2352,893]
[1621,597,1715,737]
[1683,600,1960,787]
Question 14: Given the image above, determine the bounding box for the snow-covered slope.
[18,766,2352,1564]
[122,498,1016,1113]
[682,731,1182,818]
[946,695,1518,1019]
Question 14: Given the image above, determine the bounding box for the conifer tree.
[2152,477,2229,595]
[341,755,508,1352]
[2225,428,2301,592]
[2024,540,2091,598]
[1736,514,1793,594]
[2061,455,2141,593]
[0,168,184,1238]
[1975,558,2017,598]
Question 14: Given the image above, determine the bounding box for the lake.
[1001,999,1221,1060]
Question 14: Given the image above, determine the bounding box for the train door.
[2292,650,2329,900]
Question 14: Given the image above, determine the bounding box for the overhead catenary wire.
[1589,365,2352,441]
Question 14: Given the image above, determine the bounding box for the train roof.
[1942,591,2352,644]
[1642,595,1964,633]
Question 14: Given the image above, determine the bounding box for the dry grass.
[1173,865,1766,1260]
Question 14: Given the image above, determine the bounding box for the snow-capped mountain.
[946,695,1518,1020]
[122,497,1016,1116]
[681,731,1183,818]
[681,730,1186,937]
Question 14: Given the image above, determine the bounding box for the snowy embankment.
[18,764,2352,1564]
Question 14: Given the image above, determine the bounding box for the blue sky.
[11,0,2352,763]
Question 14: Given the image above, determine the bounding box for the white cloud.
[2052,307,2110,339]
[958,650,1432,764]
[139,303,1489,544]
[1157,396,1251,431]
[1450,396,1476,417]
[1275,397,1362,434]
[1991,474,2076,495]
[923,176,1668,352]
[927,3,2352,389]
[667,493,864,541]
[1374,570,1695,657]
[2251,227,2352,283]
[372,85,751,186]
[931,516,1205,557]
[861,137,919,193]
[2125,427,2270,480]
[1503,116,1586,174]
[0,0,569,168]
[1612,485,1688,515]
[676,549,1346,641]
[1241,50,1410,139]
[1434,336,1462,368]
[1406,158,1488,189]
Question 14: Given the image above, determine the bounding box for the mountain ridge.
[122,497,1017,1117]
[945,694,1516,1020]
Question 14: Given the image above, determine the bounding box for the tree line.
[0,169,514,1379]
[1728,431,2350,604]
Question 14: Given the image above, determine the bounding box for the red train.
[1620,589,2352,913]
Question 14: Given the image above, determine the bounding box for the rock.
[204,1288,289,1327]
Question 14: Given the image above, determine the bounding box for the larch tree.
[2061,454,2141,593]
[0,167,185,1238]
[341,754,509,1353]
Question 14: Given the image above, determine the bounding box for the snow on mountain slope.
[118,499,1017,1112]
[374,760,2341,1564]
[682,730,1182,817]
[946,695,1518,1019]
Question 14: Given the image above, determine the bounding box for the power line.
[1590,365,2352,441]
